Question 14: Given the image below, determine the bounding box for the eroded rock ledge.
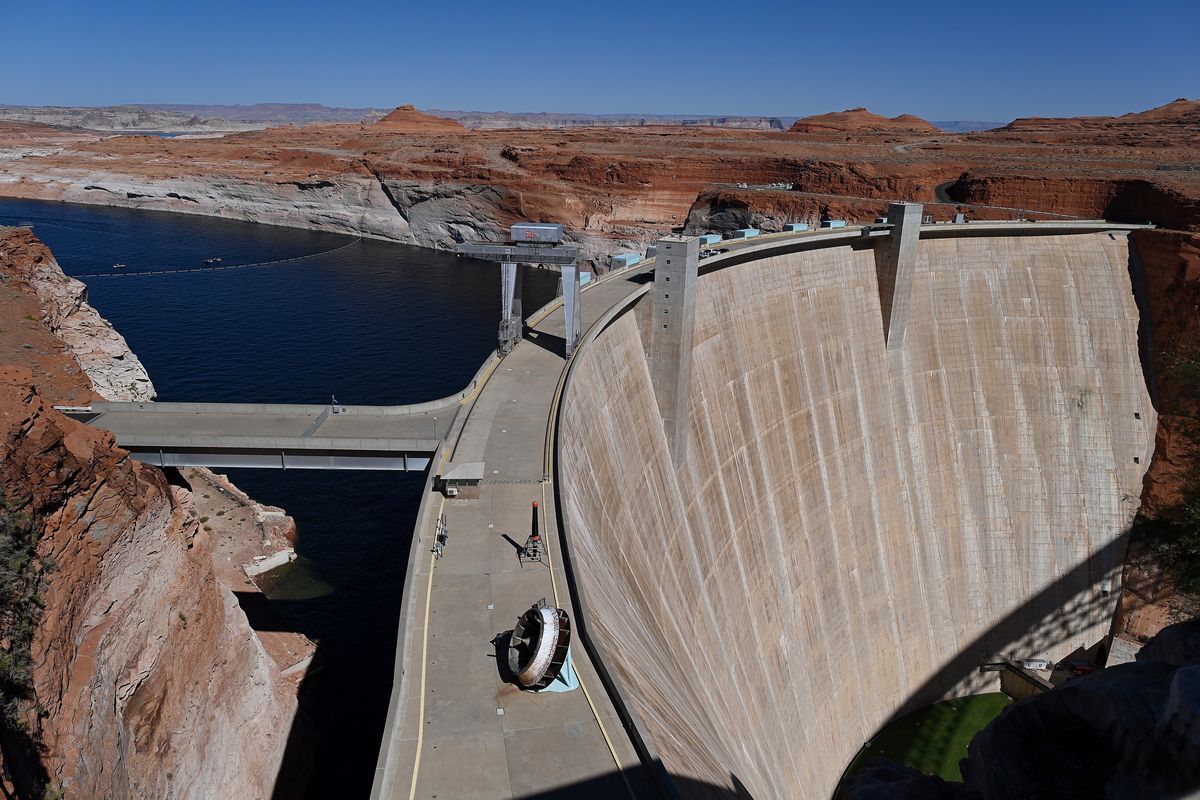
[0,227,154,402]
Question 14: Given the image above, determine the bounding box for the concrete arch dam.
[556,228,1155,797]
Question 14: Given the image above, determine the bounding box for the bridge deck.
[71,399,462,469]
[85,401,455,447]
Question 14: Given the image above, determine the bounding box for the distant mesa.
[788,107,939,134]
[1002,97,1200,130]
[372,104,465,133]
[1118,96,1200,123]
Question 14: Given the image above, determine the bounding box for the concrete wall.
[557,232,1156,799]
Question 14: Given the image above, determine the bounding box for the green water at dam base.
[841,693,1013,786]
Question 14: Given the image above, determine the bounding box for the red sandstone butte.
[372,103,466,133]
[788,107,940,134]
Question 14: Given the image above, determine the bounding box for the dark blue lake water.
[0,197,557,798]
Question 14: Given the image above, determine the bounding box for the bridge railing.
[59,344,501,420]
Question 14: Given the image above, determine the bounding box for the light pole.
[432,415,437,440]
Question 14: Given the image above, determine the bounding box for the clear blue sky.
[3,0,1196,121]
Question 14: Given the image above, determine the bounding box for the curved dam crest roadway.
[365,220,1155,800]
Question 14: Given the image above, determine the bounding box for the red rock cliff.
[0,371,298,798]
[0,228,308,799]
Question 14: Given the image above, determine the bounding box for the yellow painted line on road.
[412,272,637,800]
[407,424,461,800]
[459,356,501,405]
[539,307,638,799]
[406,495,443,800]
[526,299,561,328]
[539,480,636,800]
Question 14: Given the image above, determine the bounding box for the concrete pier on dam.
[555,216,1156,798]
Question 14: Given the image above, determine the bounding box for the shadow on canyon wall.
[228,592,319,799]
[1102,181,1200,231]
[160,467,316,800]
[256,598,324,800]
[878,530,1131,733]
[271,667,319,800]
[0,727,52,800]
[1127,237,1161,411]
[233,591,295,634]
[942,176,1200,232]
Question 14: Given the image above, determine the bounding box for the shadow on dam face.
[513,763,755,800]
[555,231,1158,799]
[873,526,1131,726]
[551,481,1140,800]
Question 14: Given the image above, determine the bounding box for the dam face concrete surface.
[558,232,1155,798]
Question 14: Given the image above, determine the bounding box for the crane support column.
[562,263,582,357]
[500,262,524,355]
[501,262,522,321]
[456,224,578,358]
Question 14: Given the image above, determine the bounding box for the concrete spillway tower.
[875,202,923,349]
[648,235,700,465]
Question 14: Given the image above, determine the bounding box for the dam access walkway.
[369,258,665,799]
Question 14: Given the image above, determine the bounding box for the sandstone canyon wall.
[0,228,307,799]
[558,232,1155,799]
[945,174,1200,232]
[1,101,1195,274]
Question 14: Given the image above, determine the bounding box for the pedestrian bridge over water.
[62,396,464,470]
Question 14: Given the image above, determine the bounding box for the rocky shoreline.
[9,226,304,583]
[0,155,648,269]
[16,234,156,402]
[0,226,312,798]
